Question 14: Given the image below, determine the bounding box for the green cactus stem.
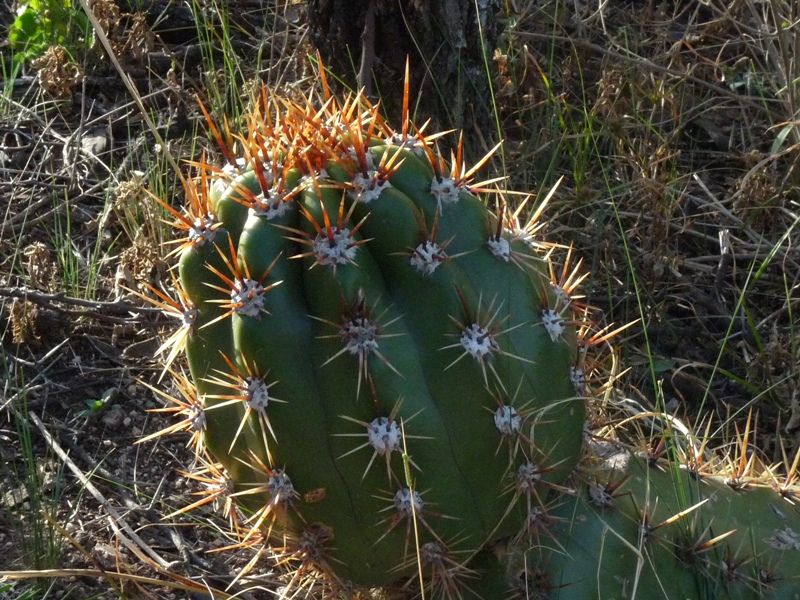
[489,451,800,599]
[149,76,587,593]
[139,64,800,600]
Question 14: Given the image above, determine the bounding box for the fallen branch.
[0,568,233,598]
[0,286,164,324]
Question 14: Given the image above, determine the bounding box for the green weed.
[8,0,91,66]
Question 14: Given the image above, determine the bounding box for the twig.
[5,191,62,228]
[0,286,164,321]
[0,339,71,411]
[714,228,734,301]
[51,427,131,489]
[357,0,376,97]
[28,411,174,570]
[0,568,233,598]
[5,337,71,368]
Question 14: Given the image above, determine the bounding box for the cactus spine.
[142,66,800,598]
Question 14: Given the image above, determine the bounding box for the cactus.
[141,64,800,598]
[476,447,800,599]
[153,72,587,593]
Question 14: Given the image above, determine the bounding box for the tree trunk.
[306,0,500,137]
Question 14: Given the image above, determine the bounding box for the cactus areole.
[157,72,587,592]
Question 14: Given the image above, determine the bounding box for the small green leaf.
[9,10,43,48]
[7,0,92,63]
[651,357,674,374]
[770,122,795,155]
[78,388,117,417]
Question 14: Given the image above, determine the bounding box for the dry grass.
[495,1,800,451]
[0,0,798,598]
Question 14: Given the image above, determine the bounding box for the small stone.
[81,128,108,156]
[101,405,126,430]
